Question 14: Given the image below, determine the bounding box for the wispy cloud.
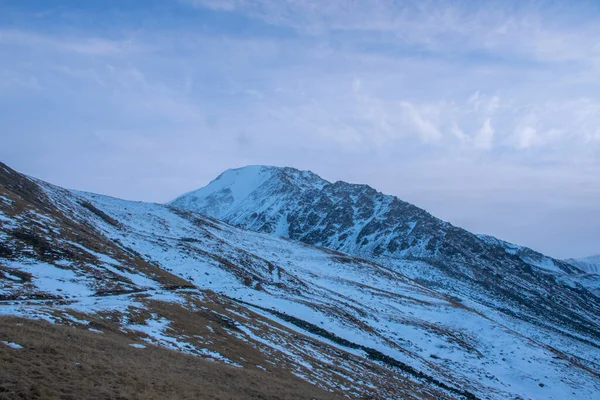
[399,101,442,144]
[187,0,600,66]
[0,29,142,55]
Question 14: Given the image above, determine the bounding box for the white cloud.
[514,126,542,149]
[473,118,494,150]
[399,102,442,144]
[511,110,544,150]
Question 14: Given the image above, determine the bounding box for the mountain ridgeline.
[170,166,600,344]
[170,166,580,273]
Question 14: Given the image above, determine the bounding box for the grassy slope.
[0,316,342,400]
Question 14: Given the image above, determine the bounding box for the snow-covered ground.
[567,254,600,274]
[1,165,599,399]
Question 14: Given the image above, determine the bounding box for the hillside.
[1,162,599,399]
[170,166,600,381]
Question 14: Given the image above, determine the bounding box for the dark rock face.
[170,166,600,345]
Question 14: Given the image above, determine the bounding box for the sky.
[1,0,599,259]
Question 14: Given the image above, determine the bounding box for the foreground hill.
[0,316,343,400]
[1,162,600,399]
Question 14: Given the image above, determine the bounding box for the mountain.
[170,166,600,373]
[567,255,600,275]
[170,165,581,273]
[2,162,600,399]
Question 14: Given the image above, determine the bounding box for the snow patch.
[2,341,23,349]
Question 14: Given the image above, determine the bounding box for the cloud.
[511,112,543,150]
[1,0,600,257]
[186,0,600,68]
[0,71,42,90]
[474,118,494,150]
[0,29,141,55]
[399,102,442,144]
[514,126,542,149]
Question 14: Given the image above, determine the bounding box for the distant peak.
[217,164,316,177]
[216,165,329,188]
[214,165,277,181]
[170,165,277,209]
[566,254,600,274]
[168,165,330,218]
[572,254,600,263]
[222,164,279,172]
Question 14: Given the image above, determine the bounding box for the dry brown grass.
[0,316,343,400]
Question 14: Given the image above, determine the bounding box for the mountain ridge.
[169,165,588,279]
[169,164,600,353]
[169,165,579,274]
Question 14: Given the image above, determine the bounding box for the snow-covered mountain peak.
[170,165,274,218]
[586,254,600,264]
[567,254,600,274]
[169,165,328,220]
[216,165,327,187]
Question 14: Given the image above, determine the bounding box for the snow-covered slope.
[170,165,600,375]
[567,255,600,274]
[2,162,600,399]
[171,166,327,221]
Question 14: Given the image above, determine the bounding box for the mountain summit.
[171,166,327,222]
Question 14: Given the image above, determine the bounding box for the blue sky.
[1,0,599,258]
